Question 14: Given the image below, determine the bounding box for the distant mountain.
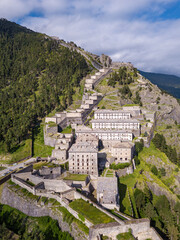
[140,71,180,99]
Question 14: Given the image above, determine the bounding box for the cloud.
[1,0,180,75]
[0,0,39,19]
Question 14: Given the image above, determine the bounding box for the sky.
[1,0,180,76]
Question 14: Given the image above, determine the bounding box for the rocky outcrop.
[144,175,179,205]
[0,184,88,240]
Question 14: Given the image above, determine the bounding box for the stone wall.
[0,184,88,240]
[13,172,71,192]
[89,218,162,240]
[46,125,58,134]
[11,175,35,195]
[116,165,134,177]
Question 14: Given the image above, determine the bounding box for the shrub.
[159,168,166,176]
[134,156,140,166]
[151,165,158,176]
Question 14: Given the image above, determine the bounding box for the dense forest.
[0,19,89,151]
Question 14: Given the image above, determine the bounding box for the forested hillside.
[0,19,89,151]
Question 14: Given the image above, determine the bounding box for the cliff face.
[0,184,88,240]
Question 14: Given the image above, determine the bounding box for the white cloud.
[1,0,180,75]
[0,0,38,19]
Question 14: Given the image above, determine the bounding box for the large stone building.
[76,133,99,148]
[69,141,98,176]
[76,128,133,142]
[51,133,73,161]
[94,109,131,120]
[97,177,119,210]
[111,142,134,163]
[91,119,140,131]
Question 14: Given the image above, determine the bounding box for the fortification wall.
[35,191,93,228]
[44,135,56,147]
[89,219,150,240]
[46,126,58,134]
[12,176,35,195]
[45,117,57,123]
[0,184,89,240]
[13,172,71,192]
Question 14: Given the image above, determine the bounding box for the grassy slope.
[69,199,115,225]
[33,124,54,157]
[0,123,53,164]
[119,142,180,216]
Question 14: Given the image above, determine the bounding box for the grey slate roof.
[97,177,118,204]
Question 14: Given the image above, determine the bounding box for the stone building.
[94,109,131,120]
[69,142,98,176]
[111,142,134,163]
[76,129,133,142]
[91,119,140,131]
[76,133,99,148]
[51,133,73,161]
[36,166,61,179]
[122,106,141,116]
[97,177,119,210]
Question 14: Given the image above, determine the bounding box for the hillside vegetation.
[0,19,89,152]
[0,204,73,240]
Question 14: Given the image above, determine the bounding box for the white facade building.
[76,129,133,141]
[94,110,131,120]
[91,119,140,130]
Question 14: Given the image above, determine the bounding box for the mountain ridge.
[140,70,180,99]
